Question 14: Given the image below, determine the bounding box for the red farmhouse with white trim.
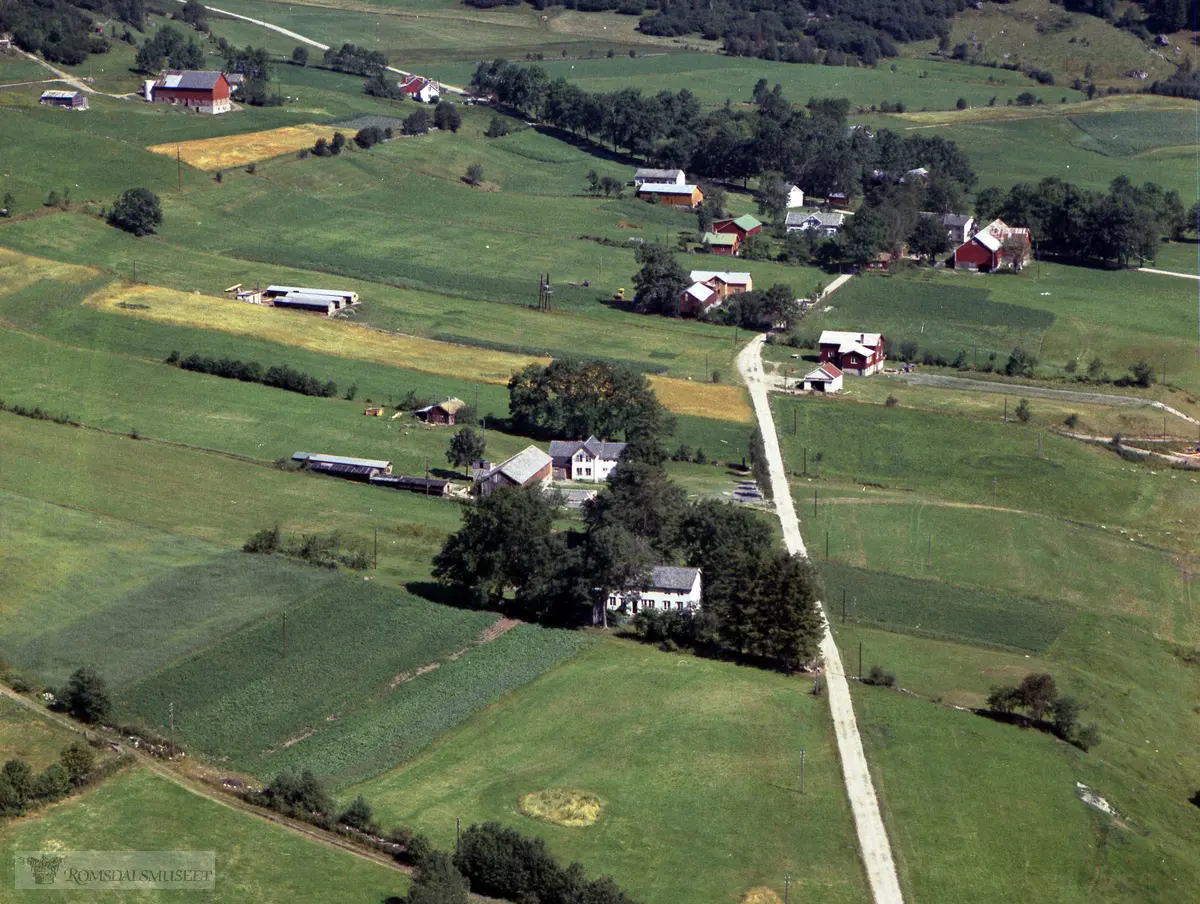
[818,330,886,376]
[150,70,232,114]
[953,218,1032,271]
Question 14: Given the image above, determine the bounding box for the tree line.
[986,672,1101,750]
[0,0,125,64]
[471,62,975,202]
[976,176,1188,268]
[0,738,109,819]
[166,351,339,398]
[251,770,640,904]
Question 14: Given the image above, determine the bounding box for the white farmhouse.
[634,168,686,187]
[607,566,703,614]
[784,183,805,208]
[786,210,846,235]
[548,436,627,483]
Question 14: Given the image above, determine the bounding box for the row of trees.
[0,741,98,817]
[252,770,638,904]
[975,176,1189,267]
[434,464,824,670]
[166,351,339,398]
[470,62,976,200]
[986,673,1101,750]
[322,42,388,76]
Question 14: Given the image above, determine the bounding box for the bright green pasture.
[424,53,1074,111]
[0,54,54,85]
[0,697,88,771]
[803,272,1054,361]
[801,498,1195,642]
[212,0,656,67]
[840,615,1200,904]
[352,638,870,904]
[0,411,463,559]
[867,109,1200,197]
[0,768,411,902]
[0,212,761,383]
[772,396,1199,526]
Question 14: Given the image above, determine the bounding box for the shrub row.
[0,399,79,426]
[166,351,338,398]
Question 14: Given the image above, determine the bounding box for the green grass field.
[0,768,411,902]
[0,697,91,771]
[423,53,1077,111]
[353,638,870,904]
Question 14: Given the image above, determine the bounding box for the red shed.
[150,71,232,115]
[954,219,1031,271]
[712,214,763,239]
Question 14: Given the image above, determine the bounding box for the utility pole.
[784,873,791,904]
[842,588,846,625]
[456,816,461,852]
[426,457,431,496]
[1038,434,1042,458]
[704,353,708,382]
[926,535,932,568]
[474,384,479,412]
[132,260,136,284]
[813,488,817,517]
[177,147,182,193]
[825,530,829,560]
[992,476,997,506]
[799,749,806,794]
[803,447,807,474]
[1163,355,1167,386]
[282,613,287,658]
[374,527,378,570]
[1003,396,1007,422]
[858,641,863,679]
[169,702,175,758]
[793,408,797,436]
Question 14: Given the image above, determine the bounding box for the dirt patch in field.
[518,789,602,827]
[740,888,783,904]
[147,124,332,171]
[280,728,317,749]
[615,219,642,229]
[390,662,440,688]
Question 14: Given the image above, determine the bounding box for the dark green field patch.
[1068,111,1200,158]
[820,562,1071,652]
[807,276,1055,361]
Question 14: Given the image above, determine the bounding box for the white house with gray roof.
[475,445,553,496]
[607,566,702,614]
[786,210,846,235]
[634,168,686,186]
[548,436,627,483]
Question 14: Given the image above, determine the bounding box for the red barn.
[954,219,1031,271]
[712,214,763,239]
[818,330,886,376]
[150,71,232,114]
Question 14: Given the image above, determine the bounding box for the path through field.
[181,2,469,93]
[896,372,1199,425]
[1138,267,1200,280]
[736,334,904,904]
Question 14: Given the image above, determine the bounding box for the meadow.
[0,696,92,772]
[422,53,1077,111]
[0,769,412,902]
[353,638,870,904]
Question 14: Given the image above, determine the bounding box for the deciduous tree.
[107,188,162,237]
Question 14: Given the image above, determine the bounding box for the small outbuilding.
[702,232,740,256]
[636,183,704,208]
[370,474,451,496]
[801,363,843,393]
[415,398,465,425]
[475,446,552,496]
[293,451,394,480]
[39,90,88,110]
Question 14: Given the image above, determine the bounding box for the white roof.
[786,210,845,228]
[690,270,751,285]
[41,90,79,99]
[266,285,357,299]
[804,365,841,382]
[635,168,685,179]
[490,445,552,485]
[684,282,716,303]
[292,452,391,469]
[637,183,698,195]
[819,330,883,350]
[973,230,1002,251]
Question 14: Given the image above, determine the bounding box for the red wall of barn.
[156,81,229,104]
[954,240,995,269]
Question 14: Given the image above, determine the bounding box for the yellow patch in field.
[85,283,752,423]
[898,94,1195,127]
[739,888,783,904]
[146,124,334,171]
[518,789,602,827]
[84,283,548,384]
[649,375,753,424]
[0,249,98,296]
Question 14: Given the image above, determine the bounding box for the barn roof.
[635,168,685,180]
[488,446,552,485]
[702,232,739,247]
[40,90,79,99]
[689,270,751,285]
[723,214,762,231]
[786,210,845,228]
[417,397,465,414]
[157,70,225,90]
[293,452,392,469]
[648,566,700,592]
[265,285,357,300]
[819,330,883,350]
[973,230,1002,252]
[683,282,716,304]
[805,363,843,381]
[637,182,698,195]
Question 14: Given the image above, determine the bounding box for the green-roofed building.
[702,231,741,255]
[712,214,763,239]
